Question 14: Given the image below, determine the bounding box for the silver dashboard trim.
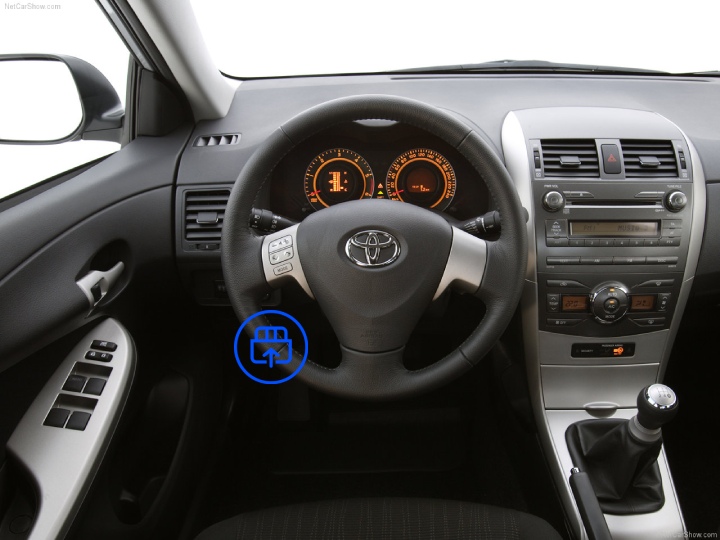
[432,227,487,300]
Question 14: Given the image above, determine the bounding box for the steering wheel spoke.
[260,224,314,299]
[433,227,488,300]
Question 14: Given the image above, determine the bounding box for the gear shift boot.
[566,418,664,515]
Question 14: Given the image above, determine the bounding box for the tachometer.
[304,148,374,210]
[386,148,456,210]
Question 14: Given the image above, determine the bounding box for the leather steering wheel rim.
[221,94,527,400]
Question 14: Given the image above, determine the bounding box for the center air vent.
[541,140,599,177]
[184,189,230,246]
[620,140,678,177]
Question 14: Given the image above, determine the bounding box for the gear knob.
[636,384,679,431]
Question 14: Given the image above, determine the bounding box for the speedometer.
[304,148,374,211]
[386,149,456,211]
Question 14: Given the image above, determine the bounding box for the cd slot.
[567,200,660,207]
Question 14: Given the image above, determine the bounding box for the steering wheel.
[221,95,527,400]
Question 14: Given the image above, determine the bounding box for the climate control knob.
[542,191,565,212]
[665,191,687,212]
[591,282,630,324]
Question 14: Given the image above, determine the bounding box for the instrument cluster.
[269,121,490,221]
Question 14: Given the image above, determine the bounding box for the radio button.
[547,280,589,289]
[546,238,569,247]
[646,256,679,265]
[547,257,580,265]
[614,239,630,247]
[614,256,647,264]
[635,279,675,288]
[629,239,644,247]
[581,257,613,265]
[545,219,568,237]
[660,237,681,247]
[635,191,664,200]
[644,239,659,247]
[568,239,585,247]
[598,239,612,247]
[662,228,681,238]
[663,219,683,229]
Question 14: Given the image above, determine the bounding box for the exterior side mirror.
[0,54,123,145]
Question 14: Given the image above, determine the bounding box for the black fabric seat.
[195,497,563,539]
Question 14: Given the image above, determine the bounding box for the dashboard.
[268,121,491,222]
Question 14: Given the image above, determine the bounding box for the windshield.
[190,0,717,78]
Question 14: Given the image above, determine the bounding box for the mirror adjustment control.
[591,282,630,324]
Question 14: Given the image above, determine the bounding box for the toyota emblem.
[345,230,400,267]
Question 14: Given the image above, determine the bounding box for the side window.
[0,1,129,200]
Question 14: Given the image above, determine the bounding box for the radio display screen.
[569,221,660,238]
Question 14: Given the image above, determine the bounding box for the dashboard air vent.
[193,133,240,147]
[620,140,678,177]
[184,189,230,242]
[540,140,599,177]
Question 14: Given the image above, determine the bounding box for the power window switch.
[83,378,106,396]
[62,374,86,393]
[91,340,117,352]
[44,408,71,428]
[66,412,91,431]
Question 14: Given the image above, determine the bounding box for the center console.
[502,107,706,539]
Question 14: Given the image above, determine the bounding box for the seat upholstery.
[195,497,563,539]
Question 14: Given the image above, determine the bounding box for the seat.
[195,497,563,539]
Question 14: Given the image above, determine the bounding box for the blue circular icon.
[233,310,308,385]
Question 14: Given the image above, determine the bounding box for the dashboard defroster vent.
[184,189,230,242]
[620,140,678,177]
[193,133,240,147]
[540,140,600,177]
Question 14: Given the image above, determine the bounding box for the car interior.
[1,1,719,539]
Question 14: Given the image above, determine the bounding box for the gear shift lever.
[565,384,679,515]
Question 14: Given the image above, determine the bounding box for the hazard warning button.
[601,144,622,174]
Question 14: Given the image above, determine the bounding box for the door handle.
[76,261,125,309]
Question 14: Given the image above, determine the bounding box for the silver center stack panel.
[502,107,706,540]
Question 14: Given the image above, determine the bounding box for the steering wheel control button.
[43,408,71,428]
[62,375,87,393]
[542,191,565,212]
[66,411,91,431]
[273,263,293,276]
[268,236,293,252]
[85,351,113,362]
[83,378,106,396]
[545,219,568,237]
[269,247,294,265]
[345,230,400,267]
[90,340,117,352]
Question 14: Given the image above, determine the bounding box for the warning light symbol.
[613,347,624,356]
[608,154,618,163]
